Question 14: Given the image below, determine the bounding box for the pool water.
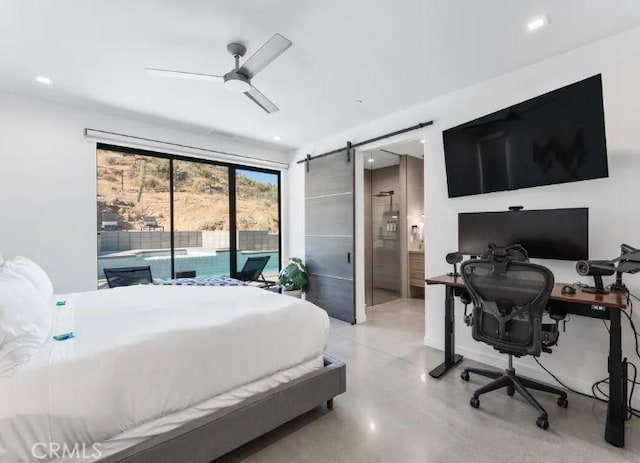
[176,250,280,277]
[99,249,280,281]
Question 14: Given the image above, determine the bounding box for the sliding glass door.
[235,169,281,281]
[172,160,231,278]
[96,149,172,286]
[96,144,281,288]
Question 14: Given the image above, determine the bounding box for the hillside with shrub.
[97,149,279,232]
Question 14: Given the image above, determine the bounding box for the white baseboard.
[424,335,441,350]
[356,304,367,324]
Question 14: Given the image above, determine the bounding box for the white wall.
[0,91,289,293]
[289,26,640,406]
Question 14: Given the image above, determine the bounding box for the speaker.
[446,252,463,277]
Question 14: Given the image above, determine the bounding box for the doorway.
[362,140,425,310]
[365,150,401,306]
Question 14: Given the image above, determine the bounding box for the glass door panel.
[96,148,171,287]
[235,169,280,282]
[172,160,230,279]
[370,152,401,306]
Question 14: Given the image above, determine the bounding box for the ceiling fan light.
[224,73,251,93]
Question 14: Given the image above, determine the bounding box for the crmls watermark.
[31,442,102,460]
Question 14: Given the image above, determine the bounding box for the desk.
[426,274,628,448]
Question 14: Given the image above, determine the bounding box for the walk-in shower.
[365,153,402,306]
[364,143,425,309]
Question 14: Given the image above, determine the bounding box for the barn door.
[304,146,355,323]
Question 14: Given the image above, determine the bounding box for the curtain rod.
[85,128,290,169]
[296,120,433,164]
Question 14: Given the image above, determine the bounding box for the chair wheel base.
[507,386,515,397]
[470,396,480,408]
[557,397,568,408]
[536,416,549,430]
[460,371,470,382]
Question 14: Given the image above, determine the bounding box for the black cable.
[533,357,607,403]
[622,294,640,359]
[628,362,640,419]
[594,380,609,401]
[534,299,640,420]
[619,292,640,417]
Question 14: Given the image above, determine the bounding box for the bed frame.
[100,355,346,462]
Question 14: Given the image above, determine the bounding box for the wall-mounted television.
[443,75,608,198]
[458,208,589,261]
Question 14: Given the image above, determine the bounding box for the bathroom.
[363,139,425,309]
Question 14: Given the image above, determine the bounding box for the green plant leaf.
[277,257,309,291]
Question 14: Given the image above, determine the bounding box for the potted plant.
[278,257,309,298]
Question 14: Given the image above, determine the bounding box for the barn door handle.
[347,252,351,263]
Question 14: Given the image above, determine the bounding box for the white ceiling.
[2,1,640,152]
[363,139,424,170]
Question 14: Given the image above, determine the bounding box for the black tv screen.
[443,75,608,198]
[458,208,589,261]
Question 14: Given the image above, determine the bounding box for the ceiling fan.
[146,33,292,114]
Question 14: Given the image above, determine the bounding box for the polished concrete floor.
[219,298,640,462]
[370,288,401,306]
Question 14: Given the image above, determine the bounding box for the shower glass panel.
[368,151,402,306]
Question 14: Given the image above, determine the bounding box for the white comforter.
[0,285,329,462]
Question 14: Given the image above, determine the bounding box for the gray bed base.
[100,355,346,463]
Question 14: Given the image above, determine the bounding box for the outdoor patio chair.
[101,211,121,231]
[235,256,275,288]
[104,266,153,288]
[141,216,164,231]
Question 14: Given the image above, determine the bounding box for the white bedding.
[0,285,329,462]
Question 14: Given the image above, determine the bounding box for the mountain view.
[97,149,279,233]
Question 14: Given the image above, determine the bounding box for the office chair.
[104,266,153,288]
[459,247,568,430]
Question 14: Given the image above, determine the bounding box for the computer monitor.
[458,208,589,261]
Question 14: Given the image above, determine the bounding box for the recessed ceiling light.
[35,75,52,85]
[367,158,375,163]
[526,16,549,32]
[273,135,282,141]
[420,139,425,144]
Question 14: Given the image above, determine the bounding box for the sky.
[239,170,278,185]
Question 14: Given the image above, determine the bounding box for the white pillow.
[0,269,53,377]
[4,256,54,301]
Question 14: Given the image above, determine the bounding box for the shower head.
[373,190,394,197]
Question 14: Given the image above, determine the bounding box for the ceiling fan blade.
[244,85,279,113]
[145,68,223,82]
[238,33,292,78]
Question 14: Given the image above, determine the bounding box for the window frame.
[96,143,282,282]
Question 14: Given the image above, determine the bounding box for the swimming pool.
[98,249,280,281]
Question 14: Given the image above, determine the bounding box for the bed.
[0,284,345,462]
